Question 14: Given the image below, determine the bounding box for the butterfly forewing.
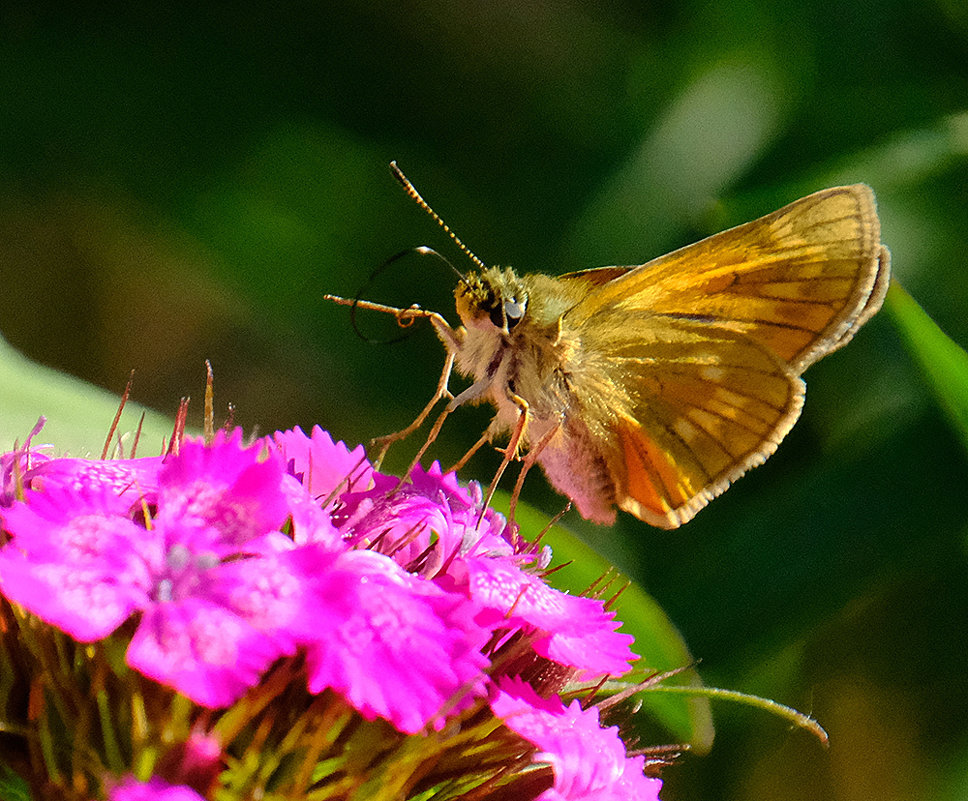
[565,185,885,374]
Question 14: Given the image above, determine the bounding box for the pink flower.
[491,678,663,801]
[107,776,205,801]
[336,461,512,578]
[0,424,651,752]
[300,549,490,733]
[123,544,335,707]
[454,556,636,679]
[0,434,324,707]
[273,425,374,506]
[0,421,673,798]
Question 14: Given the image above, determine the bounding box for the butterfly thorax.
[452,268,585,427]
[450,267,620,521]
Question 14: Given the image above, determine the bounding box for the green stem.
[641,684,828,746]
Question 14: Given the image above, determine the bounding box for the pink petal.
[466,557,635,678]
[158,431,288,547]
[273,426,374,504]
[0,553,143,641]
[127,600,286,708]
[492,678,662,801]
[109,776,206,801]
[303,551,489,733]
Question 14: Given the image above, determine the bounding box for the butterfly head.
[455,267,529,335]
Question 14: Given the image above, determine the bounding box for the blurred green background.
[2,3,968,799]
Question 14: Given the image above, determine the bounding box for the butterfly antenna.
[390,161,486,275]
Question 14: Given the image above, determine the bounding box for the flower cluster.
[0,424,663,801]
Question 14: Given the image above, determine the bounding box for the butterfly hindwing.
[564,314,804,527]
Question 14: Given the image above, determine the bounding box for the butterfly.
[329,166,890,528]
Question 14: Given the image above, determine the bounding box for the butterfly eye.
[487,302,505,329]
[504,298,526,330]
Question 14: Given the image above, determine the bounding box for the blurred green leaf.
[886,281,968,455]
[0,335,176,455]
[0,764,31,801]
[491,491,715,752]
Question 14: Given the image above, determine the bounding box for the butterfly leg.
[375,315,470,470]
[449,427,491,472]
[478,392,530,522]
[372,348,456,468]
[508,416,562,524]
[395,375,494,491]
[324,294,463,468]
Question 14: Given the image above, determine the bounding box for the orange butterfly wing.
[557,185,889,527]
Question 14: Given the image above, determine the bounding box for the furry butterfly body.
[331,176,889,528]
